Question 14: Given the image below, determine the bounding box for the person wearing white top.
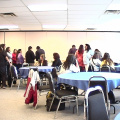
[58,54,80,90]
[6,47,12,87]
[90,53,101,71]
[6,47,12,63]
[83,44,94,72]
[61,54,80,74]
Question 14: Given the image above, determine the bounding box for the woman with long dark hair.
[62,54,80,73]
[101,52,115,70]
[38,54,48,66]
[52,53,62,68]
[75,45,85,72]
[83,44,94,72]
[16,49,24,72]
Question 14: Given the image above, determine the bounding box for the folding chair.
[100,65,111,72]
[10,65,18,89]
[89,76,115,114]
[17,63,29,90]
[46,72,78,118]
[22,63,29,67]
[84,86,109,120]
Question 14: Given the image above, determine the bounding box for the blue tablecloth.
[115,65,120,72]
[58,72,120,92]
[114,113,120,120]
[19,66,54,77]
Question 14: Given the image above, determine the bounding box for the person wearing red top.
[75,45,85,72]
[12,49,17,67]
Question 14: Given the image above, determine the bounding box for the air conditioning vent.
[86,28,96,30]
[0,12,17,17]
[0,28,9,30]
[104,10,120,14]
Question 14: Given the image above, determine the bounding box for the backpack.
[108,90,119,104]
[46,91,65,111]
[108,90,116,104]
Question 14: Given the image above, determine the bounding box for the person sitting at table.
[101,52,115,72]
[38,54,48,66]
[59,54,80,90]
[38,54,48,80]
[90,53,101,72]
[52,53,62,69]
[62,54,80,73]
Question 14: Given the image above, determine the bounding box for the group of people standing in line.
[0,43,115,89]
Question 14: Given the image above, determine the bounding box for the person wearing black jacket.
[52,53,62,68]
[25,46,35,66]
[35,46,45,61]
[0,44,10,88]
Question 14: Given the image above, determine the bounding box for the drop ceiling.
[0,0,120,31]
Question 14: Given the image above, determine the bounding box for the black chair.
[46,72,78,118]
[89,76,115,114]
[100,65,111,72]
[84,86,109,120]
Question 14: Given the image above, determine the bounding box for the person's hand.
[9,62,12,66]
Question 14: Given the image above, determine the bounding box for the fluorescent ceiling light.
[0,25,18,29]
[28,4,67,11]
[42,24,66,29]
[107,4,120,10]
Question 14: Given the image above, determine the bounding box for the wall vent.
[86,28,96,30]
[104,10,120,14]
[0,12,17,17]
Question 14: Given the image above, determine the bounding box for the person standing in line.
[75,45,85,72]
[0,44,10,88]
[35,46,45,61]
[6,47,13,87]
[12,49,17,67]
[68,45,77,55]
[25,46,35,66]
[16,49,24,73]
[83,44,94,72]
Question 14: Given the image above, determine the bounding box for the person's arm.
[31,51,35,60]
[35,51,39,61]
[5,56,11,65]
[7,52,12,59]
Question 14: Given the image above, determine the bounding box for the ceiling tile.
[68,0,112,5]
[68,5,109,11]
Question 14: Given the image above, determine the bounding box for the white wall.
[2,31,120,63]
[0,32,4,43]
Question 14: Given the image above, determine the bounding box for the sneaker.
[2,87,6,89]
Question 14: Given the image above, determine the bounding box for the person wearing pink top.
[12,49,17,67]
[75,45,85,72]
